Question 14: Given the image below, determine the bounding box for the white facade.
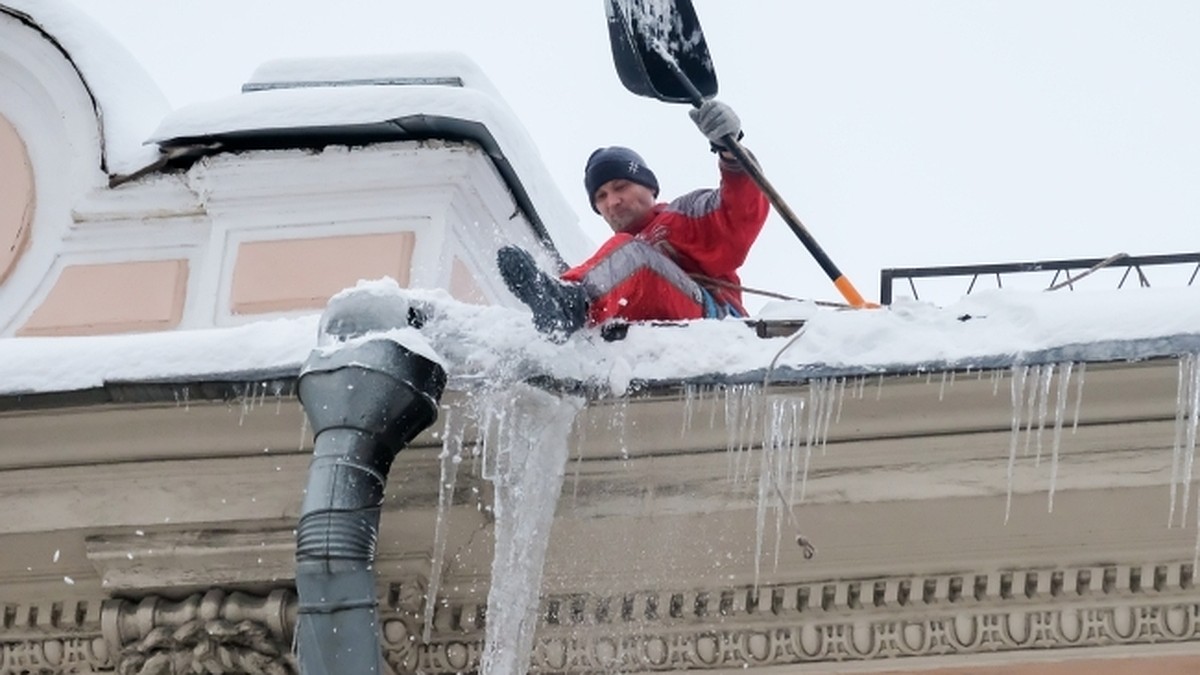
[2,3,1200,675]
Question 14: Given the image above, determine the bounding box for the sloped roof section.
[151,52,592,265]
[0,0,168,175]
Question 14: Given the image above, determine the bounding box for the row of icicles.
[414,355,1200,663]
[677,356,1200,586]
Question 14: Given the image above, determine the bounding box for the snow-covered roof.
[0,0,167,175]
[151,53,592,264]
[1,282,1198,400]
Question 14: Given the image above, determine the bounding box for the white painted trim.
[0,14,106,334]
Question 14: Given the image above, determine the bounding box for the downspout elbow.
[294,315,445,674]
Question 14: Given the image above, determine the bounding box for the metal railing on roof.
[879,252,1200,305]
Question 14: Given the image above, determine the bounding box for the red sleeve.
[647,157,770,280]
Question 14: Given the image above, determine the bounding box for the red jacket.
[612,157,769,314]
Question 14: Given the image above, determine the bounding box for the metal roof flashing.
[155,114,560,258]
[144,55,583,264]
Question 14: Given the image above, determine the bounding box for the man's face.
[593,179,657,232]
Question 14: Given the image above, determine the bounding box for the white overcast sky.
[75,1,1200,308]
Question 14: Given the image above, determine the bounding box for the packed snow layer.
[2,0,168,175]
[0,279,1197,398]
[151,53,591,264]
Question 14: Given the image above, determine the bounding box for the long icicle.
[1034,364,1055,467]
[1171,356,1190,527]
[423,406,465,643]
[1022,365,1042,458]
[1006,365,1029,524]
[1182,355,1200,528]
[1048,362,1073,512]
[1071,363,1088,433]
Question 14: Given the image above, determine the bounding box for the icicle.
[1048,362,1073,512]
[708,384,722,429]
[1071,362,1087,432]
[570,411,588,505]
[752,404,773,590]
[787,398,806,504]
[1034,364,1055,466]
[804,381,823,465]
[804,380,820,451]
[724,385,742,482]
[1022,365,1042,457]
[173,386,191,411]
[1006,365,1030,524]
[726,385,763,485]
[739,386,758,476]
[481,386,583,675]
[992,368,1003,397]
[1171,356,1190,527]
[818,379,838,453]
[610,396,631,462]
[423,407,466,643]
[938,372,948,402]
[876,374,884,401]
[753,395,813,589]
[681,384,696,437]
[833,378,848,425]
[297,411,310,452]
[1194,491,1200,573]
[238,383,250,427]
[1179,355,1200,528]
[474,394,499,482]
[769,397,795,574]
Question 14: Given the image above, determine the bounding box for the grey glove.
[689,99,741,147]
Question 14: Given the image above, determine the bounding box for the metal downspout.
[294,296,446,674]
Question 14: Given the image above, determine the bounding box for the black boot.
[497,246,588,338]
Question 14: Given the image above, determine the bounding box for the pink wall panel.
[231,232,416,315]
[0,114,34,286]
[19,260,188,336]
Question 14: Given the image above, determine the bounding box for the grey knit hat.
[584,146,659,212]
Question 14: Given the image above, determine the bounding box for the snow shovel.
[604,0,874,308]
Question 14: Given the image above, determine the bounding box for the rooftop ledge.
[0,278,1198,412]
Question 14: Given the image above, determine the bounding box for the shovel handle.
[659,54,874,308]
[719,135,873,308]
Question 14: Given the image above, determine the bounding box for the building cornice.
[3,559,1199,674]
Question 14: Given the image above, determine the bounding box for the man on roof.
[497,99,770,338]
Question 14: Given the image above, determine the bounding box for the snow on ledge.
[2,0,169,175]
[150,52,590,264]
[0,280,1198,399]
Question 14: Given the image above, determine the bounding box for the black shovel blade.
[605,0,718,104]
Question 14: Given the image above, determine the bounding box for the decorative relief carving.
[99,589,295,650]
[113,619,295,675]
[376,561,1200,674]
[384,603,1200,674]
[537,562,1196,627]
[3,563,1199,674]
[0,636,109,674]
[1,589,298,674]
[512,602,1200,672]
[102,589,296,675]
[0,597,108,674]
